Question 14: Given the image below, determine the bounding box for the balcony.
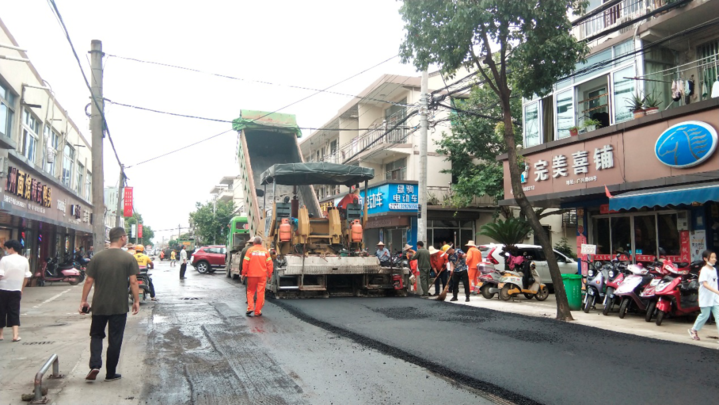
[336,108,412,163]
[576,0,649,41]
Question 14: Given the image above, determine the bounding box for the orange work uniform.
[242,245,274,315]
[466,247,482,290]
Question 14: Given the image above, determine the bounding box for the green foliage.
[478,217,532,254]
[189,200,236,246]
[123,212,154,245]
[554,237,575,259]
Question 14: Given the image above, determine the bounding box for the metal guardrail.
[31,353,63,404]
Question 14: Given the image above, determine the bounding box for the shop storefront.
[320,180,479,253]
[500,99,719,272]
[0,152,93,273]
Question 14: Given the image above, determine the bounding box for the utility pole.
[115,167,124,227]
[90,40,105,252]
[417,70,429,250]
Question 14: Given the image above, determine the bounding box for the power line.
[46,0,125,174]
[106,54,411,108]
[104,99,410,132]
[341,109,419,164]
[125,129,233,168]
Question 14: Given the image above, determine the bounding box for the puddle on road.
[152,315,169,324]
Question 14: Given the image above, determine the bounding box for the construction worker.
[241,237,273,317]
[465,241,482,294]
[431,245,449,296]
[133,246,157,301]
[336,186,360,219]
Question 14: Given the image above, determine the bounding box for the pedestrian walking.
[465,241,482,294]
[79,227,140,382]
[411,241,431,297]
[688,250,719,341]
[170,250,176,267]
[443,245,470,302]
[0,240,32,342]
[430,246,448,296]
[242,237,273,317]
[179,246,188,279]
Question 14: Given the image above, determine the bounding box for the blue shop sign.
[655,121,717,168]
[359,183,418,215]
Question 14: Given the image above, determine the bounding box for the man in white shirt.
[179,246,188,279]
[0,240,32,342]
[688,250,719,341]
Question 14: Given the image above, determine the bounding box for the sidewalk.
[434,290,719,349]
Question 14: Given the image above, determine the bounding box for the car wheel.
[196,261,210,274]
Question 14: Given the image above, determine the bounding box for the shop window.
[577,75,609,130]
[611,217,631,255]
[592,217,610,255]
[556,89,574,139]
[76,163,84,195]
[0,83,15,138]
[385,158,407,181]
[699,40,718,102]
[22,109,40,163]
[634,215,657,257]
[658,213,680,256]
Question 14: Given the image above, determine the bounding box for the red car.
[191,245,227,274]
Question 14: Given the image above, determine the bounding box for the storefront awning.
[609,182,719,211]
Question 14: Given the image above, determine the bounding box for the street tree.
[400,0,588,320]
[124,212,155,246]
[190,200,236,246]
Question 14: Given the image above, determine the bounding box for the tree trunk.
[500,97,574,321]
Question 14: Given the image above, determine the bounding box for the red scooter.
[653,260,702,325]
[35,256,84,286]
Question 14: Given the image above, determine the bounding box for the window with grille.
[0,83,15,138]
[698,40,718,101]
[385,157,407,180]
[22,110,40,163]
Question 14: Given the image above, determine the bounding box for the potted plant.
[569,125,580,136]
[644,92,662,115]
[626,92,646,119]
[582,118,602,132]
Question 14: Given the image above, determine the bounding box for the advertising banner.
[138,224,143,238]
[123,187,133,217]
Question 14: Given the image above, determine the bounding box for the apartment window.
[43,126,60,176]
[22,110,40,163]
[76,163,84,194]
[524,103,540,147]
[0,83,15,138]
[385,157,407,181]
[612,66,635,124]
[62,144,74,187]
[384,100,407,143]
[86,172,92,202]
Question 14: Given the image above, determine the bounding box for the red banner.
[123,187,133,217]
[680,230,691,263]
[138,224,143,238]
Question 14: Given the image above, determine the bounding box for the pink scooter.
[35,256,84,286]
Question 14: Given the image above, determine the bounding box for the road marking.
[33,288,73,308]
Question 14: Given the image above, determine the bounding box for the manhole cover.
[23,341,54,345]
[180,297,200,300]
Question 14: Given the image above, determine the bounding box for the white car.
[479,243,578,287]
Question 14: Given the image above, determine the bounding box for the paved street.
[4,258,719,404]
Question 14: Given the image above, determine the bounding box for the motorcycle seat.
[640,274,654,286]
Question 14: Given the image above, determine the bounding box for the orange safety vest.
[242,245,274,278]
[466,247,482,271]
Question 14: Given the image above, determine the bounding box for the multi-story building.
[104,187,125,234]
[0,18,94,270]
[300,73,497,252]
[501,0,719,268]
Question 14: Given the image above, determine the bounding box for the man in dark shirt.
[411,241,431,296]
[79,227,140,382]
[443,245,470,302]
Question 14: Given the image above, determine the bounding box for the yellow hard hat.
[135,245,144,252]
[441,245,450,253]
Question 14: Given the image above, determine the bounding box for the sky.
[2,0,420,242]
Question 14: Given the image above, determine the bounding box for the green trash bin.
[561,274,583,311]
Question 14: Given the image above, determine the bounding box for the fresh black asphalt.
[274,296,719,405]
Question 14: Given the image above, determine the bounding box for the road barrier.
[31,353,63,404]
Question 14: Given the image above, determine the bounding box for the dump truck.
[230,110,408,298]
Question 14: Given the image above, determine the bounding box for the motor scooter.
[653,260,702,325]
[602,256,630,315]
[583,258,607,313]
[35,256,84,286]
[614,262,663,319]
[477,262,502,299]
[496,254,549,301]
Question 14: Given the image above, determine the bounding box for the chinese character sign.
[5,166,52,208]
[123,187,134,217]
[359,183,418,214]
[528,146,614,185]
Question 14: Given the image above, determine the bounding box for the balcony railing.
[576,0,652,41]
[336,108,411,162]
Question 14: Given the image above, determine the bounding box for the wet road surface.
[142,261,497,404]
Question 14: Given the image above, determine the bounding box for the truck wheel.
[196,261,210,274]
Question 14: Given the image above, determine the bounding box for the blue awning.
[609,182,719,211]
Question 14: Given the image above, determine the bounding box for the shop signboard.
[690,230,706,262]
[359,183,418,215]
[123,187,133,217]
[654,121,717,169]
[5,166,52,209]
